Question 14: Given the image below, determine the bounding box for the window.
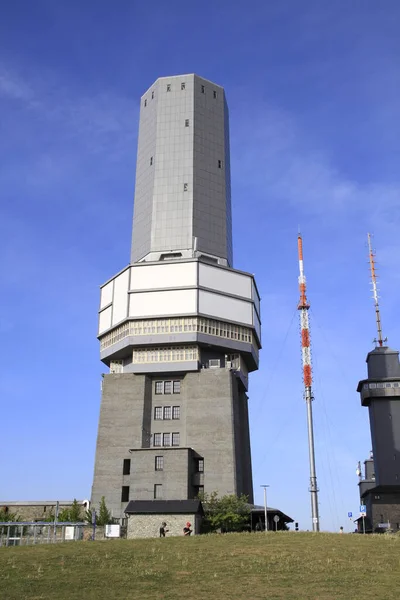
[152,91,154,99]
[172,406,180,420]
[201,85,205,93]
[213,90,217,99]
[218,160,222,168]
[172,432,180,446]
[154,484,162,499]
[185,119,189,127]
[150,156,153,166]
[197,458,204,472]
[167,84,171,92]
[183,183,188,192]
[155,381,163,394]
[163,433,171,446]
[209,359,220,368]
[154,406,163,420]
[121,486,130,502]
[153,433,162,447]
[163,406,172,420]
[164,381,172,394]
[144,99,147,107]
[123,459,131,475]
[155,456,164,471]
[173,381,181,394]
[181,82,186,90]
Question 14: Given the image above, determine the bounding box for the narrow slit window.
[181,82,186,90]
[123,459,131,475]
[144,99,147,107]
[201,85,205,93]
[121,486,130,502]
[213,90,217,99]
[183,183,188,192]
[167,84,171,92]
[218,160,222,168]
[151,91,154,99]
[185,119,189,127]
[150,156,153,166]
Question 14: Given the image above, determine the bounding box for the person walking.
[159,522,168,537]
[183,522,192,536]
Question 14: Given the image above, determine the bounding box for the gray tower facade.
[91,75,261,519]
[357,347,400,532]
[131,74,232,266]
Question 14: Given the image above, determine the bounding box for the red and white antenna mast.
[367,233,386,347]
[297,233,320,532]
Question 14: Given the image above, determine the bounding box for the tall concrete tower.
[357,347,400,531]
[356,234,400,532]
[91,75,261,518]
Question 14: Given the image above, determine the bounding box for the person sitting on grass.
[183,522,192,536]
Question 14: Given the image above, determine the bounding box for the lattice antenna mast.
[297,234,320,532]
[367,233,386,347]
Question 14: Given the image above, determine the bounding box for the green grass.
[1,532,400,600]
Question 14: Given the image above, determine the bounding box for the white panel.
[253,306,261,343]
[129,289,197,317]
[100,281,113,309]
[199,264,251,298]
[99,306,112,334]
[131,262,197,291]
[199,290,252,325]
[252,280,261,317]
[112,269,130,326]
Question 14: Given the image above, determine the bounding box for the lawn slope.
[1,532,399,600]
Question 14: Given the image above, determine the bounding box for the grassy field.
[1,532,400,600]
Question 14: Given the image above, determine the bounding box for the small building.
[250,505,294,531]
[125,499,204,538]
[0,500,89,522]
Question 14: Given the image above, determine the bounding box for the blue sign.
[348,512,353,518]
[359,505,367,516]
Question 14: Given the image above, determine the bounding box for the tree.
[58,499,82,523]
[198,492,250,533]
[0,508,20,523]
[85,496,112,526]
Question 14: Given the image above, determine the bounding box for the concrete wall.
[91,373,152,517]
[91,368,254,518]
[127,513,200,539]
[369,398,400,485]
[369,492,400,531]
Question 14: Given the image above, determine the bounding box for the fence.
[0,522,124,547]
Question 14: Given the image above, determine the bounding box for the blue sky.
[1,1,399,531]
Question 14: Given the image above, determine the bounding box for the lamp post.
[261,485,270,531]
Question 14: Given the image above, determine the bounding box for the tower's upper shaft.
[130,74,233,266]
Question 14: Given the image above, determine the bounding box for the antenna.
[367,233,386,347]
[297,234,320,532]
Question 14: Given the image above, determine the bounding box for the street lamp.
[260,485,270,531]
